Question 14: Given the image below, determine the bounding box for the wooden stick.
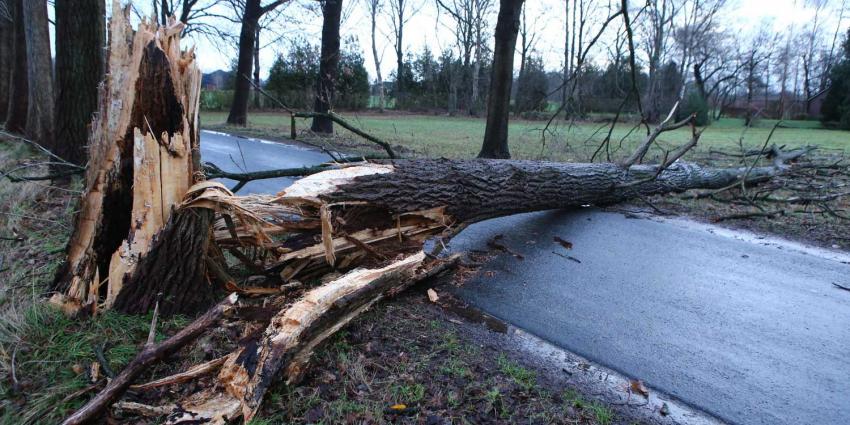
[60,294,239,425]
[130,357,227,391]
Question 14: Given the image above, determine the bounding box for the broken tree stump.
[52,3,205,316]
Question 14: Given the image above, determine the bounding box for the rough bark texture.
[112,207,217,316]
[226,0,260,126]
[4,0,27,134]
[54,0,106,165]
[22,0,54,145]
[53,4,203,317]
[0,0,12,123]
[322,159,789,223]
[479,0,524,159]
[311,0,343,134]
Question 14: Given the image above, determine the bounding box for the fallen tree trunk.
[58,7,817,422]
[109,152,806,424]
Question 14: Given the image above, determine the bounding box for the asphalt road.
[200,131,850,425]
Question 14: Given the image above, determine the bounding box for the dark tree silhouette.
[226,0,289,126]
[22,0,54,145]
[54,0,105,165]
[4,0,27,134]
[479,0,524,159]
[311,0,343,134]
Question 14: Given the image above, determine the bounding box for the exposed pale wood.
[130,357,227,391]
[54,2,203,315]
[167,254,458,424]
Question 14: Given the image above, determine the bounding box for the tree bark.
[369,0,385,112]
[22,0,54,146]
[0,0,12,123]
[226,0,260,126]
[54,0,106,165]
[311,0,343,134]
[252,25,261,110]
[4,0,27,134]
[479,0,524,159]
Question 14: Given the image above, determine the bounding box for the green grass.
[496,353,536,390]
[563,389,616,425]
[202,111,850,162]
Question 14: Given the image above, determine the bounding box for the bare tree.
[479,0,524,158]
[741,26,775,125]
[673,0,727,94]
[0,0,12,123]
[436,0,494,115]
[801,0,829,113]
[226,0,291,126]
[311,0,344,133]
[387,0,421,105]
[22,0,54,146]
[367,0,386,111]
[641,0,680,122]
[516,1,537,85]
[54,0,105,165]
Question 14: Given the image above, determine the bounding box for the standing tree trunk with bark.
[4,0,27,134]
[253,25,261,110]
[22,0,54,146]
[368,0,385,112]
[54,0,106,165]
[227,0,289,125]
[311,0,343,134]
[479,0,524,159]
[226,0,260,125]
[0,1,12,123]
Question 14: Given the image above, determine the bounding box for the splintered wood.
[56,4,816,423]
[53,1,202,315]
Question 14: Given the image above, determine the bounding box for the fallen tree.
[54,5,820,424]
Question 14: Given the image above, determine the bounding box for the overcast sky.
[115,0,848,80]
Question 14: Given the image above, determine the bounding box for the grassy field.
[202,111,850,162]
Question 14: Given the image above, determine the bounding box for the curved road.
[201,131,850,425]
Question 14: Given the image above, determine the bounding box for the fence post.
[290,114,296,140]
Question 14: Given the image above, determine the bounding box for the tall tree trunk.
[0,1,12,123]
[394,0,404,106]
[370,1,384,112]
[4,0,26,133]
[54,0,105,165]
[22,0,54,146]
[311,0,343,134]
[252,25,261,110]
[479,0,524,159]
[226,0,260,126]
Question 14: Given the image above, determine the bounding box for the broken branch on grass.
[0,130,86,170]
[60,294,239,425]
[130,357,227,391]
[292,111,396,159]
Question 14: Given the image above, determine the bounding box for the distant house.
[806,87,829,118]
[202,70,232,90]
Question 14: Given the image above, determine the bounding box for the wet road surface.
[201,131,850,425]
